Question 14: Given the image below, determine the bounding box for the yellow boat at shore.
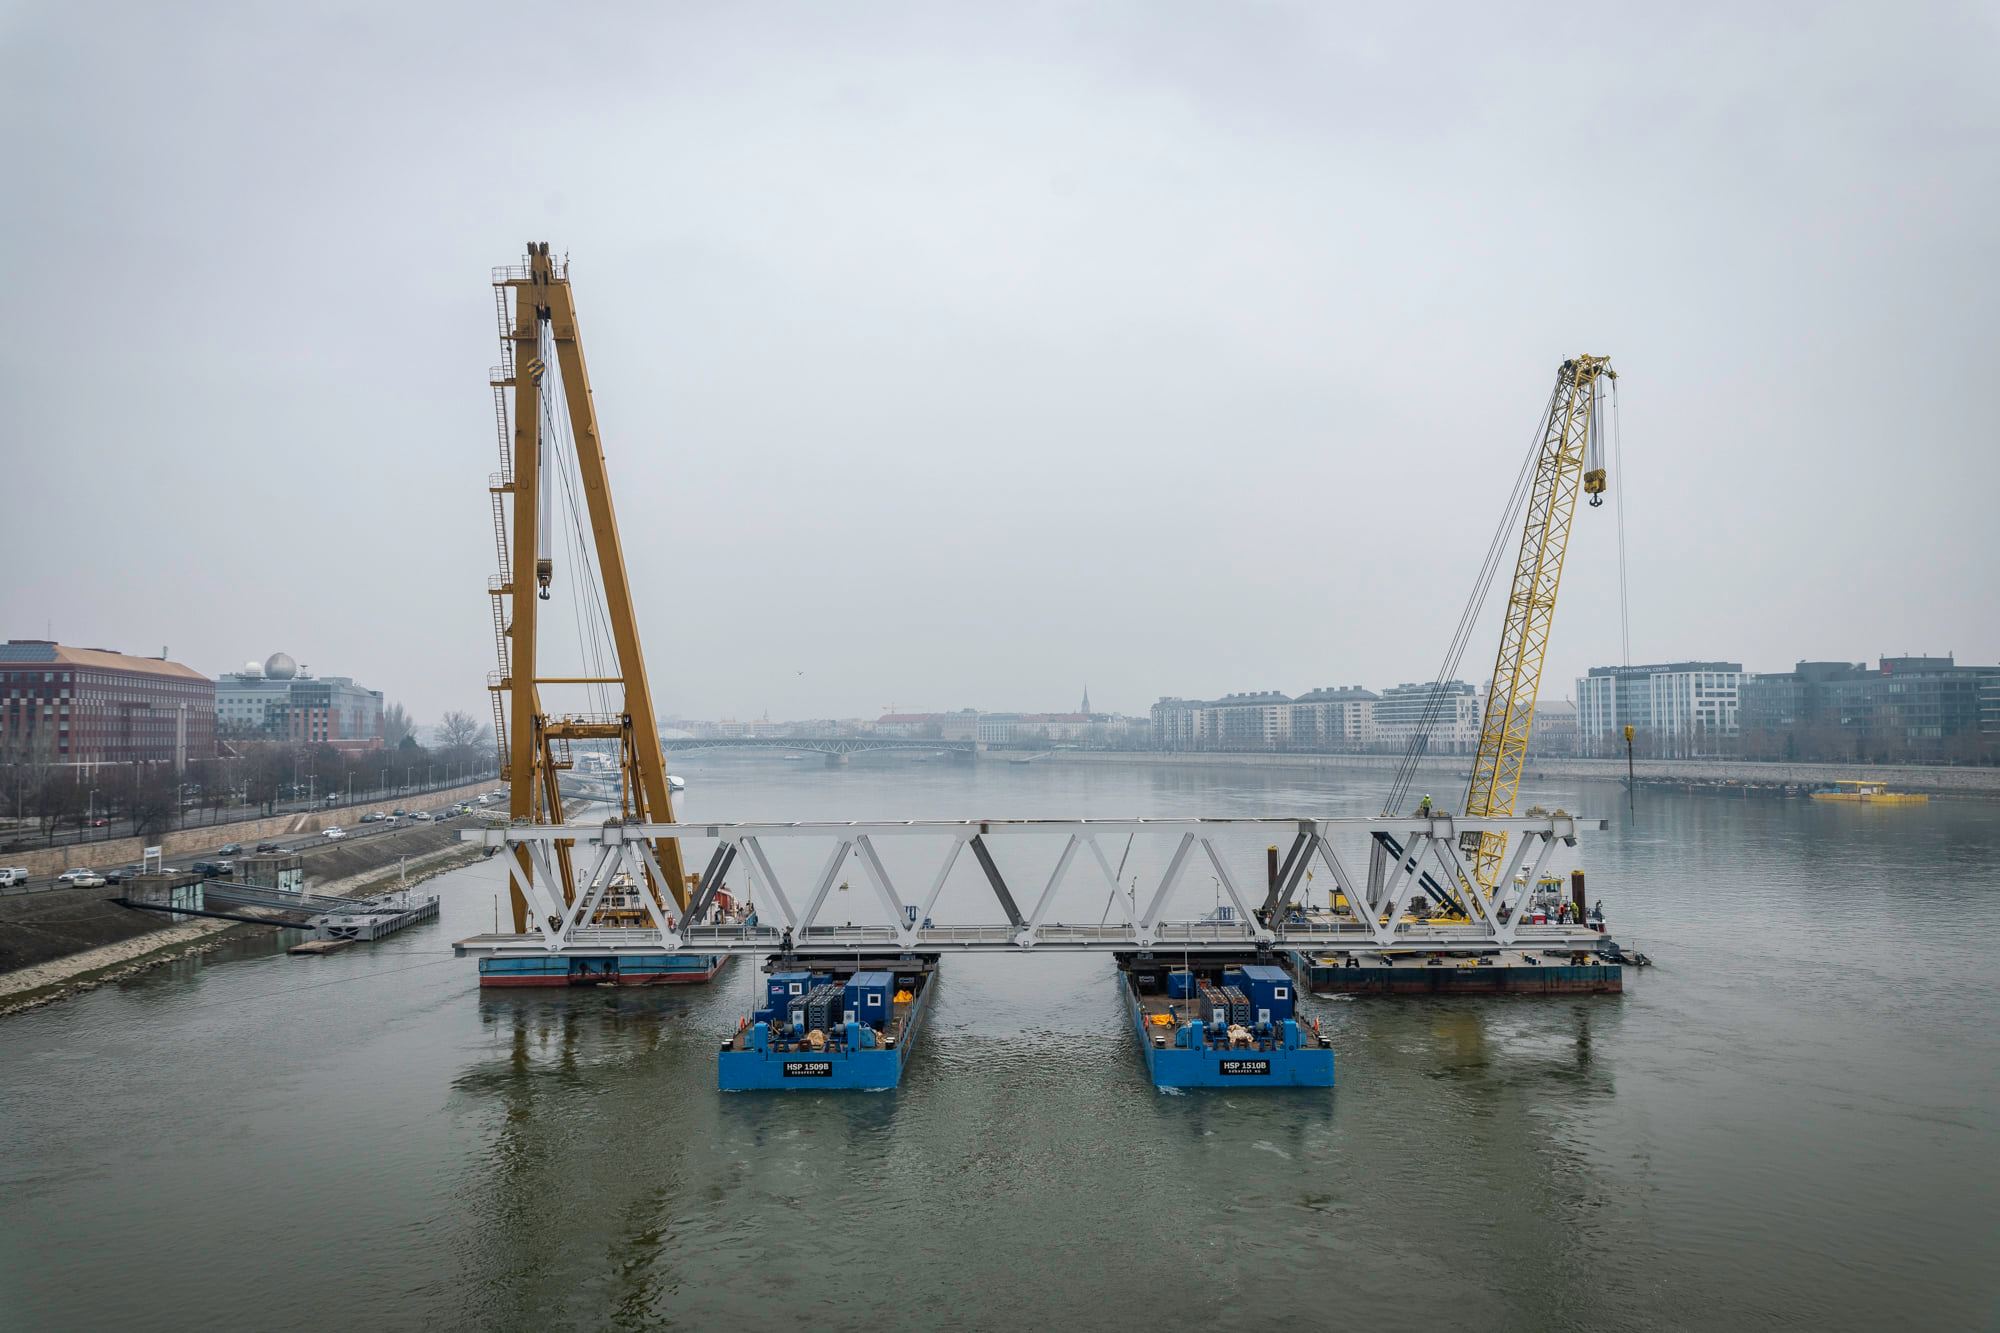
[1810,780,1929,805]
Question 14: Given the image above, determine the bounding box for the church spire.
[1081,684,1091,715]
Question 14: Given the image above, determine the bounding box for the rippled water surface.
[3,758,1996,1331]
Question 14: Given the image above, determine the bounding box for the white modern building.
[1372,681,1483,754]
[1285,687,1378,750]
[1576,661,1742,754]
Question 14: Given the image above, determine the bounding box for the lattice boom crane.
[1460,354,1616,892]
[487,242,688,935]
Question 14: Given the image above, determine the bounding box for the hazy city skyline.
[4,3,1995,725]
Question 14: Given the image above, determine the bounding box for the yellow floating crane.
[1459,354,1617,893]
[487,242,687,935]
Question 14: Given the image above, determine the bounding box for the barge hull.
[478,952,730,987]
[1289,951,1621,996]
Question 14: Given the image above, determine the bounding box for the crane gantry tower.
[486,242,688,935]
[1460,354,1616,893]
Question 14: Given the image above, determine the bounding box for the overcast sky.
[3,2,1995,725]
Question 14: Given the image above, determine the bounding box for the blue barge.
[1119,957,1334,1089]
[719,956,938,1091]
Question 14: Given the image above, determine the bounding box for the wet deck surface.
[1299,950,1614,971]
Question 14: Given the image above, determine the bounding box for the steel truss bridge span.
[453,814,1614,962]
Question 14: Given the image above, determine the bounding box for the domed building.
[215,652,384,750]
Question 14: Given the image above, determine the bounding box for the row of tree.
[1,708,496,846]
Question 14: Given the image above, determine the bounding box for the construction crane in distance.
[1459,354,1617,894]
[487,242,688,934]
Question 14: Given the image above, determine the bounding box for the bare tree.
[243,744,290,815]
[128,763,179,838]
[37,773,85,845]
[434,711,487,753]
[382,702,414,748]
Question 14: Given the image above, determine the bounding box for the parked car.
[218,843,242,855]
[57,869,108,887]
[391,809,407,817]
[254,841,283,853]
[323,827,346,840]
[103,864,145,884]
[411,811,433,823]
[0,868,30,887]
[361,812,383,823]
[192,860,235,878]
[90,818,109,828]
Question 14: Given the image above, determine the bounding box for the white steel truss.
[456,815,1613,961]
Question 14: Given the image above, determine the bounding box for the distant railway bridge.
[661,735,978,765]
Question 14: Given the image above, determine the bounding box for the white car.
[0,868,30,887]
[411,811,433,823]
[323,826,347,840]
[57,868,107,887]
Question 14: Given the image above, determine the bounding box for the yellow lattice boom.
[1461,354,1615,892]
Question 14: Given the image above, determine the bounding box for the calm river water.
[2,757,1996,1331]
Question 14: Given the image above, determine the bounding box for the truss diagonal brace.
[1138,832,1198,942]
[967,835,1025,929]
[682,842,738,926]
[853,836,911,939]
[740,837,798,930]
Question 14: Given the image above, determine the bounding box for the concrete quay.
[1006,749,2000,797]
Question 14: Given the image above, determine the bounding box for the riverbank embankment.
[0,821,491,1017]
[1,778,493,880]
[1006,749,2000,797]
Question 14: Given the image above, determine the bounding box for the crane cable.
[1612,376,1630,666]
[537,325,620,720]
[1380,378,1562,819]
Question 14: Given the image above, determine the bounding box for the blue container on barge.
[1119,956,1333,1089]
[719,957,938,1091]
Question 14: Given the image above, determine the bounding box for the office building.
[215,652,384,751]
[0,639,214,768]
[1576,662,1742,754]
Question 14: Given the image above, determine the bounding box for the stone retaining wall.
[1020,750,2000,795]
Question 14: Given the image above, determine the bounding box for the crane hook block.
[536,557,553,601]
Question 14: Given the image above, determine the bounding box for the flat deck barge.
[1288,948,1621,995]
[1119,956,1333,1089]
[720,956,938,1091]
